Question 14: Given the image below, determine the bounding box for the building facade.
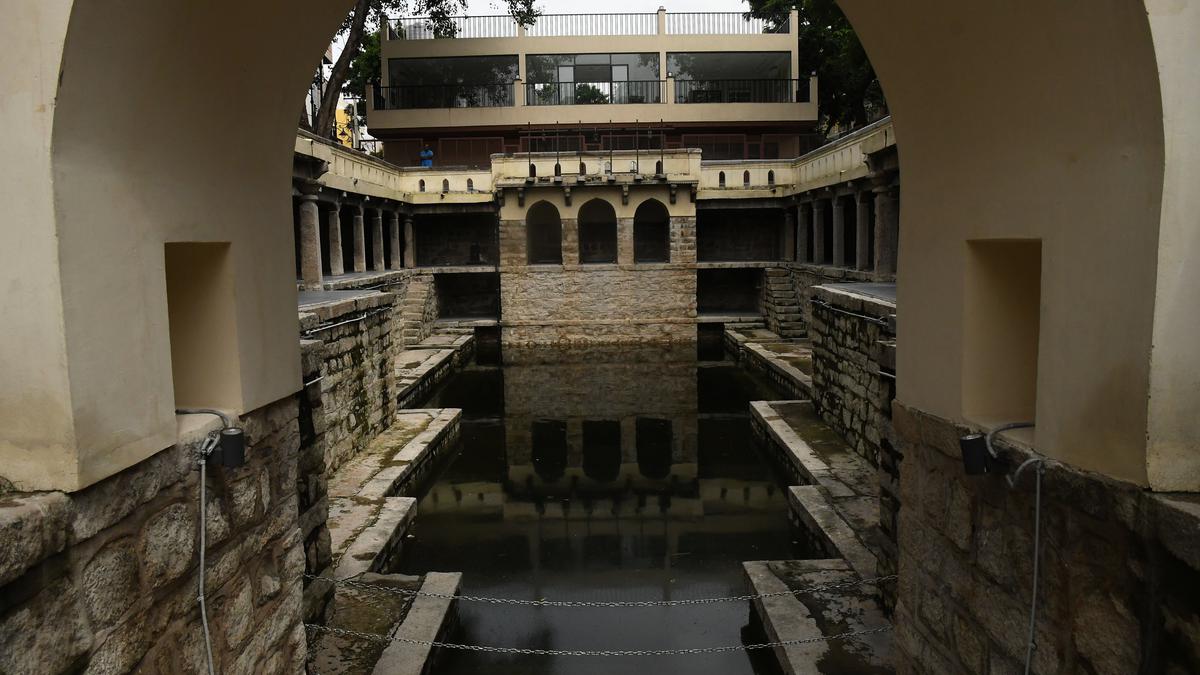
[368,9,820,167]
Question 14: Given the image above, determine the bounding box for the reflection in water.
[407,345,792,675]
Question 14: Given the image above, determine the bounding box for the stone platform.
[396,333,475,408]
[745,560,892,675]
[751,400,882,580]
[726,326,813,399]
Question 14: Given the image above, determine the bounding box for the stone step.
[372,573,463,675]
[328,496,416,580]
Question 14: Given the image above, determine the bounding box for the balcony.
[525,81,663,106]
[390,11,789,39]
[374,83,514,110]
[676,79,809,104]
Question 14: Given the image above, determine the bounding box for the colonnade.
[789,169,900,276]
[294,179,414,289]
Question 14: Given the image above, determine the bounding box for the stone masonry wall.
[0,397,306,674]
[809,285,896,467]
[892,403,1200,675]
[298,293,398,476]
[498,215,698,345]
[788,262,881,330]
[808,284,900,609]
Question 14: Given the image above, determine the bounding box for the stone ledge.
[745,559,892,675]
[329,496,417,580]
[789,486,879,580]
[0,492,72,586]
[372,572,462,675]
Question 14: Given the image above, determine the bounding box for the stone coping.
[790,262,895,284]
[328,496,417,580]
[744,560,892,674]
[372,572,463,675]
[752,400,882,578]
[811,284,896,320]
[298,292,396,331]
[328,409,461,502]
[307,572,422,675]
[320,270,410,291]
[731,329,813,398]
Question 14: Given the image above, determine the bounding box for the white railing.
[666,12,785,35]
[394,15,517,40]
[525,13,657,37]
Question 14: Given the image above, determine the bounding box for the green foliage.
[746,0,887,135]
[343,30,380,99]
[573,84,610,105]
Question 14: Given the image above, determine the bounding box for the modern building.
[368,8,820,167]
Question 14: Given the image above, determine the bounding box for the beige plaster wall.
[839,0,1167,486]
[1145,0,1200,490]
[0,0,77,489]
[0,0,353,492]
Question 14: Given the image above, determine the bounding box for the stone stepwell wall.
[0,398,306,674]
[498,217,699,345]
[892,403,1200,675]
[807,284,900,611]
[299,293,399,476]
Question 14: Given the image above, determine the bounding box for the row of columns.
[788,173,900,275]
[296,181,416,290]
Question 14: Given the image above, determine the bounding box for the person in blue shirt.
[419,145,434,168]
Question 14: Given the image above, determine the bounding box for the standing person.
[420,145,434,167]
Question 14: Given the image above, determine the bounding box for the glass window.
[388,55,519,85]
[667,52,790,80]
[526,53,659,83]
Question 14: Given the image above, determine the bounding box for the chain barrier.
[304,623,893,656]
[303,573,897,608]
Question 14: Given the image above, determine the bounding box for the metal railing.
[526,81,663,106]
[675,79,806,104]
[373,83,514,110]
[526,13,657,36]
[390,12,791,39]
[666,12,787,35]
[392,15,517,39]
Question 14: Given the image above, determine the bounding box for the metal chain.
[303,573,897,608]
[304,623,893,656]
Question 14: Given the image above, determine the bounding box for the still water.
[403,344,794,675]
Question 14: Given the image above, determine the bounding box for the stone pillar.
[670,216,696,264]
[326,203,344,276]
[832,196,846,267]
[370,208,385,271]
[873,180,900,275]
[562,218,580,266]
[352,204,366,273]
[782,208,797,262]
[797,203,810,263]
[812,199,827,265]
[402,213,416,268]
[856,192,872,270]
[617,217,635,265]
[297,190,323,289]
[387,210,402,270]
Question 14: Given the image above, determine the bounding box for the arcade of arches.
[2,1,1200,674]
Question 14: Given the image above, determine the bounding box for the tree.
[746,0,886,135]
[314,0,540,137]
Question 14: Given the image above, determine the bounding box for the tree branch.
[316,0,372,138]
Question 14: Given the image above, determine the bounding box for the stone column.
[812,199,827,265]
[370,208,385,271]
[670,216,696,264]
[297,189,323,289]
[782,208,797,262]
[856,192,872,270]
[352,204,366,273]
[402,213,416,268]
[387,210,402,270]
[326,203,344,276]
[617,217,635,265]
[873,180,900,275]
[832,196,846,267]
[797,203,810,263]
[562,218,580,266]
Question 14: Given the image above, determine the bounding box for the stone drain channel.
[307,331,894,675]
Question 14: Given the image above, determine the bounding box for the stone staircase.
[399,277,435,346]
[763,268,806,339]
